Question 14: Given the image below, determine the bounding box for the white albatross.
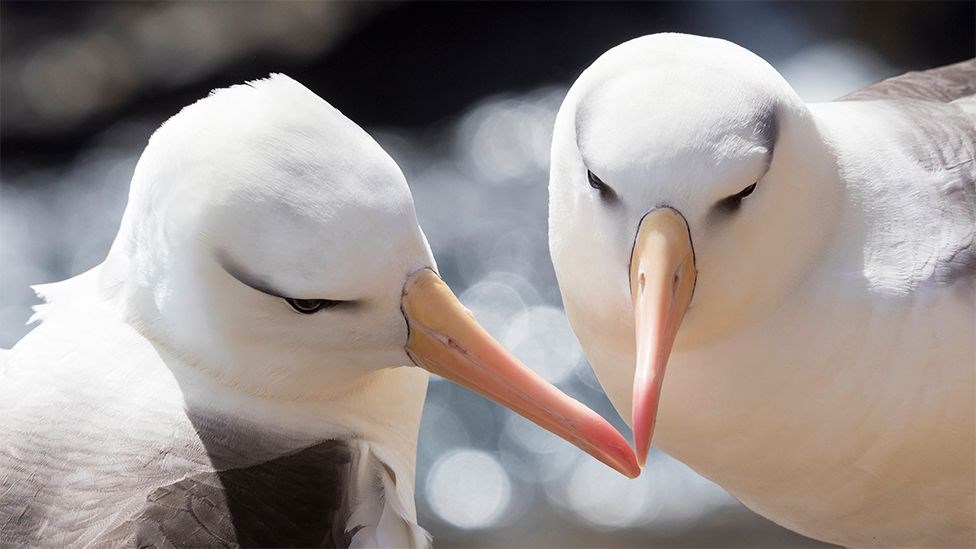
[0,74,638,548]
[548,34,974,547]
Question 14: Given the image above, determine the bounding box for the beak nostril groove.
[639,272,646,291]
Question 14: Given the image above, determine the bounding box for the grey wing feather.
[90,476,237,549]
[841,59,976,286]
[840,59,976,103]
[0,317,366,549]
[2,394,360,548]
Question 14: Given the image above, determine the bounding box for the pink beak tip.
[636,444,649,468]
[614,444,642,478]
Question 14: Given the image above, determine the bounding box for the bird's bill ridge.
[402,268,640,478]
[630,207,697,466]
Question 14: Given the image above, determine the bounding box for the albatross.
[548,34,974,546]
[0,74,637,548]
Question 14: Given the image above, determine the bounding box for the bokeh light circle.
[459,278,527,339]
[564,456,649,529]
[500,413,581,484]
[504,305,583,384]
[426,449,512,530]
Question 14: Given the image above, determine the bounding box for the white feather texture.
[1,74,432,547]
[549,34,974,547]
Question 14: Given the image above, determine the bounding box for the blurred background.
[2,2,973,547]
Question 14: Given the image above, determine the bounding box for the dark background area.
[3,1,973,171]
[2,2,973,547]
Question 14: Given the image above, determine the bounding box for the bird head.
[103,74,638,477]
[549,34,838,465]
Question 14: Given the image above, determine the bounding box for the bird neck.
[160,347,430,475]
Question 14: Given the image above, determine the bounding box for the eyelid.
[711,181,758,215]
[586,170,619,202]
[284,296,359,310]
[217,252,357,308]
[587,169,605,189]
[734,182,757,198]
[284,297,344,314]
[217,252,289,298]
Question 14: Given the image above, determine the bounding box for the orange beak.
[402,268,639,478]
[630,208,697,466]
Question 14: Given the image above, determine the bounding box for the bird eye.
[734,182,757,200]
[587,170,618,201]
[284,298,338,314]
[714,182,758,213]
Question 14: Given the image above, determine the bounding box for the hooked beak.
[402,268,639,478]
[630,208,697,466]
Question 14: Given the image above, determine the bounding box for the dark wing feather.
[840,59,976,103]
[89,441,355,549]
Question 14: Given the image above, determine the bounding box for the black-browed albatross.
[547,33,974,547]
[0,74,638,548]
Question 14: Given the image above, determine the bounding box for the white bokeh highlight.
[426,449,513,530]
[503,305,582,385]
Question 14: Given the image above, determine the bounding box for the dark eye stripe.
[713,182,758,214]
[285,298,342,315]
[587,170,618,202]
[736,182,757,199]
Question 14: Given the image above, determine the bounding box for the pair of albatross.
[2,32,973,548]
[0,74,636,547]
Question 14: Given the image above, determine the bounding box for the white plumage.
[2,74,433,548]
[548,34,974,547]
[1,74,637,547]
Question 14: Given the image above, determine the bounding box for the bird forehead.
[575,70,776,182]
[581,71,761,148]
